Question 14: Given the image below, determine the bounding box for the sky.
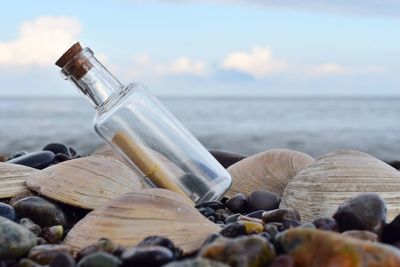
[0,0,399,97]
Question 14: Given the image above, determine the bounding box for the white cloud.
[126,54,210,79]
[0,17,81,67]
[221,46,288,78]
[309,63,385,76]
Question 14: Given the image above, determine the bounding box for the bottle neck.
[61,48,122,108]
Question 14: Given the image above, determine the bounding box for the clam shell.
[0,162,36,198]
[280,150,400,221]
[64,189,220,254]
[226,149,314,197]
[26,156,142,209]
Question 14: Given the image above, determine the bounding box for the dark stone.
[219,223,246,238]
[202,233,222,247]
[262,208,301,223]
[312,217,338,232]
[13,196,67,228]
[17,259,40,267]
[207,216,216,222]
[137,236,181,258]
[264,223,280,240]
[78,252,121,267]
[121,246,174,267]
[19,218,42,236]
[382,214,400,244]
[387,160,400,170]
[77,238,117,261]
[214,209,231,222]
[225,213,240,224]
[43,143,70,157]
[7,151,55,169]
[50,253,76,267]
[28,244,71,265]
[41,225,63,244]
[225,193,248,214]
[0,203,16,221]
[279,220,301,231]
[163,258,229,267]
[209,149,247,168]
[195,201,225,211]
[270,255,294,267]
[246,210,264,219]
[333,193,386,234]
[7,151,27,160]
[69,147,77,157]
[198,207,215,218]
[0,217,37,259]
[54,153,71,164]
[247,191,281,213]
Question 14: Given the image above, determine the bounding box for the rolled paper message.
[112,131,193,204]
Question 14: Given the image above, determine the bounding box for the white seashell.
[227,149,314,197]
[280,150,400,221]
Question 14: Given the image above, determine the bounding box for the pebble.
[13,196,67,227]
[7,151,27,160]
[333,193,387,234]
[246,210,264,219]
[163,258,229,267]
[8,191,35,206]
[202,234,222,247]
[262,208,300,223]
[279,220,301,231]
[18,259,41,267]
[121,246,174,267]
[77,238,117,261]
[200,235,276,267]
[247,191,281,213]
[214,209,231,222]
[0,203,16,221]
[225,193,248,214]
[209,149,247,169]
[240,221,264,234]
[195,201,225,211]
[278,228,400,267]
[78,252,121,267]
[312,217,338,231]
[219,223,246,238]
[20,218,42,236]
[342,230,378,242]
[28,244,72,265]
[7,151,55,169]
[41,225,63,244]
[198,207,215,218]
[54,153,72,164]
[0,217,37,259]
[382,214,400,244]
[50,253,76,267]
[43,143,71,157]
[264,224,280,240]
[137,236,181,258]
[225,213,241,224]
[269,255,294,267]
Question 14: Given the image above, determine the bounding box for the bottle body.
[94,83,232,203]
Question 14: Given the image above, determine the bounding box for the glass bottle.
[55,43,232,204]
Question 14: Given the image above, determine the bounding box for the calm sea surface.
[1,97,400,161]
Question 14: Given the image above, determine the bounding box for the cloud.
[221,46,288,78]
[310,63,385,76]
[138,0,400,18]
[126,54,210,79]
[0,17,81,67]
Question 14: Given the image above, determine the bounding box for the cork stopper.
[55,42,93,80]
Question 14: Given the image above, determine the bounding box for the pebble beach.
[1,142,400,267]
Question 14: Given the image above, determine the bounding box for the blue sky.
[0,0,399,96]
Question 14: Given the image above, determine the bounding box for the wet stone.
[219,223,246,238]
[225,214,241,224]
[13,196,67,228]
[312,217,338,232]
[342,230,378,242]
[0,203,16,221]
[262,208,300,223]
[333,193,387,234]
[54,153,72,164]
[28,244,72,265]
[41,225,63,244]
[7,151,55,170]
[247,191,281,213]
[200,235,276,267]
[121,246,174,267]
[43,143,71,157]
[225,193,248,214]
[279,220,301,231]
[195,201,225,211]
[264,224,280,240]
[7,151,27,161]
[18,259,41,267]
[209,149,247,169]
[0,217,37,259]
[19,218,42,236]
[198,207,215,218]
[138,236,181,258]
[382,214,400,244]
[163,258,229,267]
[246,210,264,219]
[269,255,294,267]
[78,252,121,267]
[214,209,231,222]
[50,253,76,267]
[77,238,117,261]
